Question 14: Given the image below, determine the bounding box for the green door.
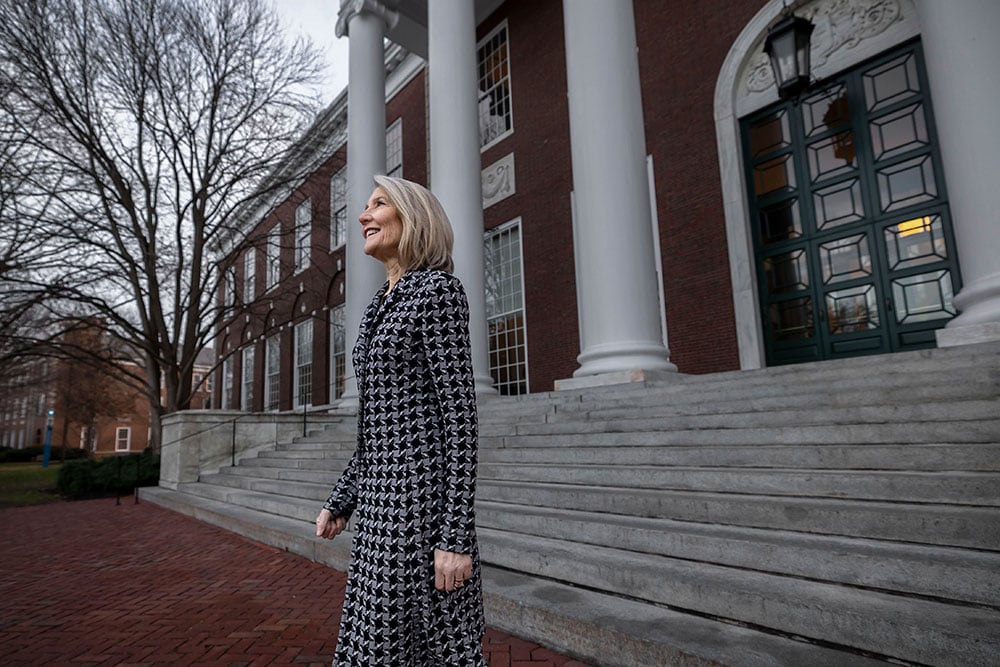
[742,41,961,365]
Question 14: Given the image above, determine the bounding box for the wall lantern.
[764,12,815,100]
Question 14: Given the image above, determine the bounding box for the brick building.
[212,0,1000,411]
[0,333,213,456]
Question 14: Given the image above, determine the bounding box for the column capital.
[336,0,397,39]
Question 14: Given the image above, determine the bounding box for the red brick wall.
[479,2,579,392]
[635,0,765,373]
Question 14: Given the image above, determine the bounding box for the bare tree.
[0,0,324,449]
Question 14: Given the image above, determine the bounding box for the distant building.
[213,0,1000,411]
[0,325,214,456]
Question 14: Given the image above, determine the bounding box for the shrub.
[57,449,160,498]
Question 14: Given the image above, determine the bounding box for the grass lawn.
[0,462,64,508]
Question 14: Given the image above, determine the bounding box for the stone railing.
[159,410,349,490]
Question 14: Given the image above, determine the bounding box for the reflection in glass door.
[742,41,961,365]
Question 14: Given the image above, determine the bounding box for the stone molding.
[482,153,515,209]
[336,0,397,38]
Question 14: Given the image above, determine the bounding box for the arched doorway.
[741,41,960,364]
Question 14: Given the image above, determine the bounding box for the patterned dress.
[323,269,486,666]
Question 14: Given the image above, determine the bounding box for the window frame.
[329,305,346,401]
[477,21,514,151]
[266,224,281,291]
[293,320,313,409]
[240,346,255,411]
[265,334,280,412]
[386,118,403,178]
[484,217,529,395]
[115,426,131,452]
[294,199,312,274]
[330,167,348,251]
[243,249,255,303]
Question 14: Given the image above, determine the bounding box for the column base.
[553,368,684,391]
[936,321,1000,347]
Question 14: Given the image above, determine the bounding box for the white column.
[561,0,676,381]
[427,0,495,394]
[917,0,1000,346]
[337,1,390,402]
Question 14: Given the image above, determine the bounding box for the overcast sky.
[272,0,350,102]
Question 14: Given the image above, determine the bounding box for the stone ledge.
[553,368,685,391]
[936,321,1000,347]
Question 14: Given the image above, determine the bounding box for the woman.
[315,175,486,666]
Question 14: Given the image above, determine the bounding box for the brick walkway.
[0,499,588,666]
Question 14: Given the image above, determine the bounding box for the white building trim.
[714,0,921,369]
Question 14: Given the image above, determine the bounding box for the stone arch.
[713,0,920,368]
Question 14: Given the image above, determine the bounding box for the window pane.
[749,110,790,157]
[819,233,872,284]
[758,199,802,244]
[877,155,937,213]
[807,131,856,182]
[884,215,948,270]
[892,270,955,324]
[763,249,809,295]
[754,154,796,196]
[801,85,850,137]
[813,178,864,230]
[870,103,928,161]
[864,52,920,112]
[769,297,814,341]
[826,284,880,334]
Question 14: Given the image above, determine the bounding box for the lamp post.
[41,409,54,468]
[764,12,815,101]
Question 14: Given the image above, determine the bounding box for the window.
[484,220,527,395]
[265,335,280,411]
[243,249,255,303]
[266,224,280,290]
[220,356,233,409]
[330,168,347,250]
[294,320,313,408]
[224,265,237,313]
[295,200,311,273]
[115,427,131,452]
[241,346,255,411]
[477,23,513,149]
[386,119,403,178]
[329,305,346,400]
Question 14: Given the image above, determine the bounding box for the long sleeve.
[418,274,479,554]
[323,445,361,520]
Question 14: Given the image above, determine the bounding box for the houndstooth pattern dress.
[323,269,486,666]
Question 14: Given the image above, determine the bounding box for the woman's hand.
[434,548,473,592]
[315,508,347,540]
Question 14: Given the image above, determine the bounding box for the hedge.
[57,449,160,498]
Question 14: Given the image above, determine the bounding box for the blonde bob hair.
[373,175,455,273]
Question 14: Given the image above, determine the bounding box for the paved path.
[0,499,588,666]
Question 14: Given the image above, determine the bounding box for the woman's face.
[360,187,403,263]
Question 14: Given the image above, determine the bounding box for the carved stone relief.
[746,0,906,94]
[482,152,515,209]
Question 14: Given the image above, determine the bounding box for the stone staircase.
[142,341,1000,666]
